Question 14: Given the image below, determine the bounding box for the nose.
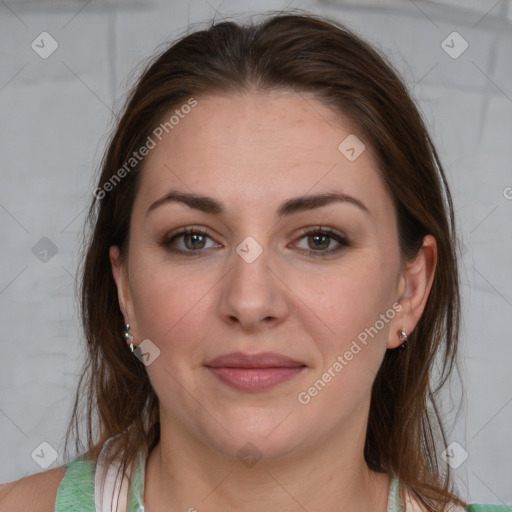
[217,238,291,332]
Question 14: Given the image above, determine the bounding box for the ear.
[110,245,137,347]
[387,234,437,349]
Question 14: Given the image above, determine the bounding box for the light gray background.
[1,0,511,505]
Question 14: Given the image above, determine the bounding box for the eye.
[293,226,349,257]
[159,225,349,258]
[159,227,220,256]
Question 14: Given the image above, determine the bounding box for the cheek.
[128,253,219,365]
[293,255,398,394]
[295,273,393,412]
[298,259,395,339]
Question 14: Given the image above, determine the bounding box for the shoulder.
[404,488,467,512]
[0,466,67,512]
[405,489,511,512]
[466,506,512,511]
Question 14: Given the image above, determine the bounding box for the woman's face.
[110,90,424,461]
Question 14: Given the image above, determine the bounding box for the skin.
[0,468,66,512]
[109,90,437,512]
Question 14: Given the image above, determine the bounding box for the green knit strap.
[54,449,146,511]
[54,454,96,511]
[126,447,146,510]
[388,475,404,511]
[388,475,512,512]
[467,505,512,511]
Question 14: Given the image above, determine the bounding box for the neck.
[144,418,391,512]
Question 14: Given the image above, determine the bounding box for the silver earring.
[123,323,134,352]
[398,329,408,349]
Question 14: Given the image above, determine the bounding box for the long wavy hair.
[66,11,466,511]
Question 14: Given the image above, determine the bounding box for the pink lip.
[205,352,306,391]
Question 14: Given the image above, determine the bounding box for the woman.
[0,11,506,512]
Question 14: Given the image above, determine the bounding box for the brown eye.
[182,232,207,250]
[307,233,330,250]
[294,227,349,257]
[160,227,220,256]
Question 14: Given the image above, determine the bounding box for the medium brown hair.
[67,11,466,511]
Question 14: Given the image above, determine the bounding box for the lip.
[205,351,304,368]
[205,351,306,391]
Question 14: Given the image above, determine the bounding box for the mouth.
[204,351,306,391]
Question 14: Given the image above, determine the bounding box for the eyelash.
[159,226,349,258]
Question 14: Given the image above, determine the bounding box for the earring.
[123,323,134,352]
[398,329,408,349]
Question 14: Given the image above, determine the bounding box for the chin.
[199,412,305,464]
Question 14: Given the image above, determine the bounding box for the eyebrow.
[146,190,370,218]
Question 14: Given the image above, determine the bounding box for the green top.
[467,508,512,512]
[54,446,511,512]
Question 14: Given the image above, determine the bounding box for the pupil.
[310,234,328,250]
[186,234,204,249]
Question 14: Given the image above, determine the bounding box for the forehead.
[133,90,393,220]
